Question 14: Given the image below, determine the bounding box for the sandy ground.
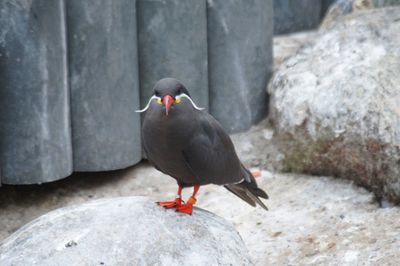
[1,161,400,265]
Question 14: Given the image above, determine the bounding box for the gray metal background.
[208,0,273,132]
[0,0,326,184]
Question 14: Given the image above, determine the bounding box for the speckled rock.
[0,197,253,266]
[322,0,400,29]
[207,0,273,133]
[269,7,400,202]
[0,0,72,184]
[67,0,141,171]
[273,0,322,35]
[137,0,208,109]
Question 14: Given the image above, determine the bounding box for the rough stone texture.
[269,7,400,202]
[0,0,72,184]
[322,0,400,29]
[273,0,322,35]
[272,31,319,71]
[137,0,208,109]
[67,0,142,171]
[207,0,273,133]
[231,120,284,171]
[0,197,253,266]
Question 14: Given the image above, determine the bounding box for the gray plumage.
[141,78,268,210]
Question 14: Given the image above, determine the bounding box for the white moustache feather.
[135,93,204,113]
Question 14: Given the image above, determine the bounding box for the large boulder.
[268,7,400,202]
[322,0,400,29]
[0,197,252,266]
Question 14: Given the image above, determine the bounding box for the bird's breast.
[142,107,198,181]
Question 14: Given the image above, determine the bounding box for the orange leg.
[158,185,183,209]
[176,184,200,215]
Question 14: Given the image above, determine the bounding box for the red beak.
[162,95,174,115]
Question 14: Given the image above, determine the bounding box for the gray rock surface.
[0,197,253,266]
[0,0,72,184]
[137,0,208,109]
[67,0,142,171]
[207,0,273,133]
[273,0,322,35]
[322,0,400,29]
[269,7,400,202]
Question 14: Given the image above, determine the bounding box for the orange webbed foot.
[157,198,182,209]
[175,196,196,215]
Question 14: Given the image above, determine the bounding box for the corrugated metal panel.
[0,0,73,184]
[67,0,142,171]
[207,0,274,133]
[137,0,209,109]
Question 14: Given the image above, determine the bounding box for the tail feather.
[224,184,256,207]
[224,181,269,211]
[224,164,269,210]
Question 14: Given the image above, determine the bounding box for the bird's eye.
[175,97,181,104]
[156,98,162,105]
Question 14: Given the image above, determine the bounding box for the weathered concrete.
[269,7,400,202]
[0,0,72,184]
[67,0,142,171]
[207,0,273,133]
[273,0,322,34]
[137,0,208,109]
[0,197,253,266]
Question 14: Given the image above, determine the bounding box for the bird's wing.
[182,113,243,185]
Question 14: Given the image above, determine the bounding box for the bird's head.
[136,78,204,115]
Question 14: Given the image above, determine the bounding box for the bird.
[137,78,268,215]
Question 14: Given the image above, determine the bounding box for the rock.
[269,7,400,202]
[137,0,208,109]
[0,197,253,266]
[66,0,142,171]
[273,31,319,71]
[231,120,284,170]
[0,0,72,184]
[322,0,400,29]
[207,0,273,133]
[273,0,322,35]
[321,0,354,29]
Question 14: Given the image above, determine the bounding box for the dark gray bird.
[137,78,268,214]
